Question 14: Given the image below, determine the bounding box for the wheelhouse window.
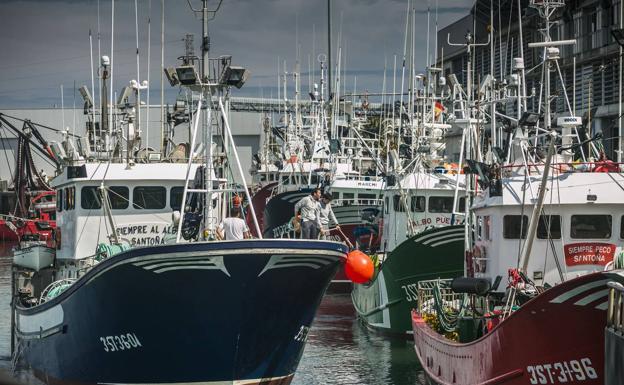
[537,215,561,239]
[503,215,528,239]
[483,215,491,240]
[63,187,75,210]
[170,186,185,210]
[359,193,376,204]
[393,195,406,212]
[57,189,63,212]
[108,186,129,210]
[410,196,425,212]
[81,186,101,210]
[429,196,454,213]
[133,186,166,210]
[570,215,612,239]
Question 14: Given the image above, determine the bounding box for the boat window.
[281,176,289,185]
[57,189,63,212]
[81,186,101,210]
[503,215,528,239]
[259,174,267,182]
[537,215,561,239]
[484,215,491,240]
[311,175,320,185]
[570,215,612,239]
[342,193,354,206]
[109,186,129,210]
[393,195,406,212]
[63,188,67,210]
[170,186,185,210]
[384,197,389,214]
[477,216,483,240]
[621,216,624,239]
[133,186,166,210]
[331,191,340,200]
[459,197,466,212]
[63,187,75,210]
[359,193,376,204]
[410,196,425,212]
[429,196,454,213]
[69,187,76,210]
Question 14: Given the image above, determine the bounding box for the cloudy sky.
[0,0,472,108]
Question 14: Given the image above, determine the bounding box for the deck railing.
[332,198,383,207]
[500,161,624,175]
[417,278,464,314]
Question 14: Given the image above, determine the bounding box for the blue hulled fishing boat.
[16,240,346,385]
[12,2,349,384]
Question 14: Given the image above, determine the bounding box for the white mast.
[134,0,141,144]
[619,0,623,162]
[146,0,151,153]
[109,0,115,153]
[90,30,97,151]
[160,0,165,156]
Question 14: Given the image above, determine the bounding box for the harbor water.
[0,251,424,385]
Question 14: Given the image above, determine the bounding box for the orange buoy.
[345,250,374,284]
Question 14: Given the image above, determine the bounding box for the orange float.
[344,250,374,284]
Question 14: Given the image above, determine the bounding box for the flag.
[434,101,445,119]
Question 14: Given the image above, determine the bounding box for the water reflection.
[293,294,423,385]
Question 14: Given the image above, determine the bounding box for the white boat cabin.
[382,171,466,252]
[52,163,199,270]
[472,169,624,290]
[329,174,384,207]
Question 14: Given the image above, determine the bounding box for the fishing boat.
[13,3,350,384]
[0,114,57,244]
[351,54,468,336]
[12,234,55,272]
[351,172,466,337]
[411,1,624,382]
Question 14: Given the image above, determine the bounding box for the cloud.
[0,0,473,107]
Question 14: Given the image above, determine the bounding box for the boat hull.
[13,244,55,271]
[352,225,464,336]
[412,270,624,385]
[16,239,347,385]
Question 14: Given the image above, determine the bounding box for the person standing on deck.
[319,193,340,240]
[217,207,250,240]
[294,188,322,239]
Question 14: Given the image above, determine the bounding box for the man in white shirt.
[294,188,322,239]
[319,193,340,239]
[217,207,250,240]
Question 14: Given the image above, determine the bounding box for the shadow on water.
[0,246,423,385]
